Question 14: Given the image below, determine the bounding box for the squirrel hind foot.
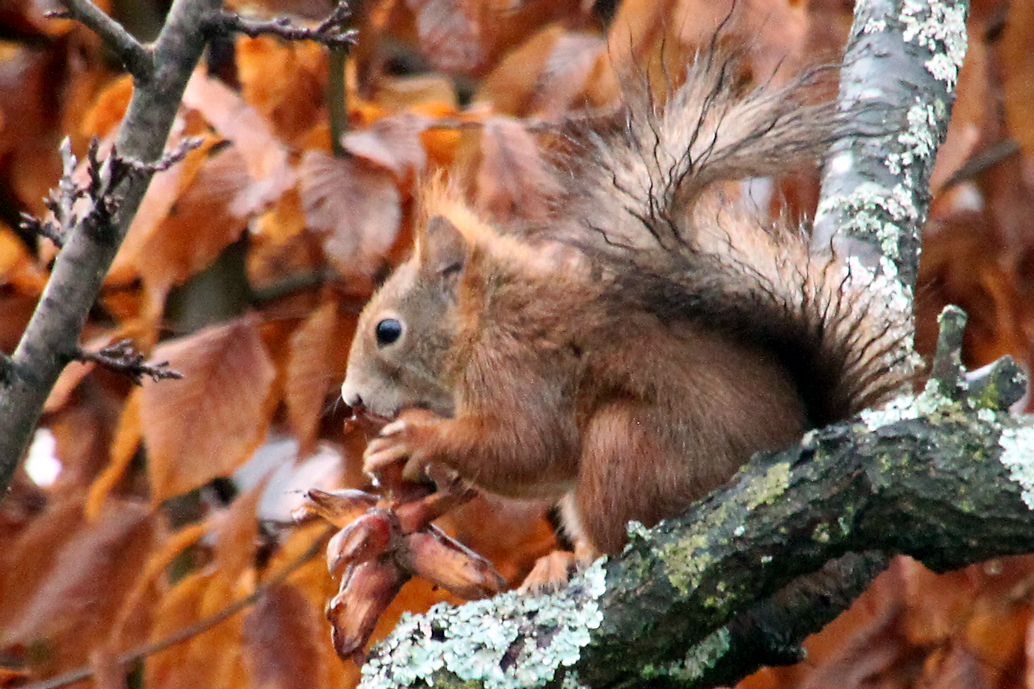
[517,550,585,595]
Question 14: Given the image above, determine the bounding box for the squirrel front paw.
[363,408,440,478]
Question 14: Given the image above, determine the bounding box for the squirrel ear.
[419,215,468,278]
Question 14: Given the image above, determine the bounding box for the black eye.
[375,318,402,346]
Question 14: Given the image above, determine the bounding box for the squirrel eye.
[375,318,403,346]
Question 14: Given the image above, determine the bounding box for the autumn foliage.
[2,0,1034,688]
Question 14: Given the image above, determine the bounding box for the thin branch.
[0,0,219,502]
[75,339,183,385]
[328,46,349,157]
[938,138,1020,192]
[52,0,153,80]
[17,527,333,689]
[207,2,357,49]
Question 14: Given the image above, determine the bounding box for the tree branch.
[75,339,183,385]
[53,0,153,80]
[814,0,969,287]
[206,2,357,49]
[0,0,219,497]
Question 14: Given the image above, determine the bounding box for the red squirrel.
[339,54,909,585]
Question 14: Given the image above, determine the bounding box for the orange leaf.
[341,111,432,182]
[477,25,609,118]
[140,316,277,503]
[236,36,328,145]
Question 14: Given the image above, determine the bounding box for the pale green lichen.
[900,0,968,90]
[859,383,950,429]
[886,100,945,176]
[999,424,1034,510]
[359,560,608,689]
[657,461,791,593]
[640,627,732,683]
[816,182,918,261]
[861,17,887,34]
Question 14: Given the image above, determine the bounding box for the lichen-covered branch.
[814,0,969,287]
[0,0,219,495]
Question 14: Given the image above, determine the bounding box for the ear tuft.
[418,215,468,277]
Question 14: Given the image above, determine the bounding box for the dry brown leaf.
[899,557,976,647]
[182,72,295,215]
[146,484,265,689]
[0,500,153,674]
[0,491,83,634]
[132,144,252,325]
[298,150,402,283]
[477,26,609,119]
[109,517,213,649]
[0,222,46,295]
[86,388,142,520]
[373,73,458,112]
[243,583,329,689]
[107,137,195,286]
[79,74,133,140]
[609,0,808,91]
[144,570,231,689]
[0,42,62,216]
[90,642,128,689]
[213,478,267,582]
[407,0,487,74]
[454,115,561,222]
[396,0,587,76]
[341,111,432,182]
[286,298,356,457]
[46,378,124,492]
[965,596,1028,672]
[140,316,277,503]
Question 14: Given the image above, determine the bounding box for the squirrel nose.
[340,382,362,409]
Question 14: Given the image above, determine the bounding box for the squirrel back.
[341,53,909,559]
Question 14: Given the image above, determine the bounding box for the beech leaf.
[140,316,277,503]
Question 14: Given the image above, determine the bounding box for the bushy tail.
[557,53,909,426]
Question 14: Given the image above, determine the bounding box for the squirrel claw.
[363,436,412,475]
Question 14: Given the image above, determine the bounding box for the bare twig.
[75,339,183,385]
[938,139,1021,192]
[51,0,153,80]
[16,527,333,689]
[207,1,357,49]
[126,136,204,174]
[16,137,201,251]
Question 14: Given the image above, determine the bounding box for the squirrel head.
[341,214,468,419]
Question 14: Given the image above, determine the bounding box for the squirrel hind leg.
[517,494,601,595]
